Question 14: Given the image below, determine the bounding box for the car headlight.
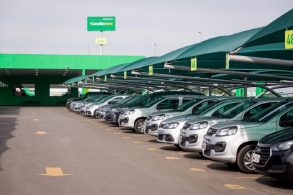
[124,109,135,115]
[190,121,208,130]
[152,114,166,121]
[216,126,238,137]
[161,122,179,129]
[271,140,293,151]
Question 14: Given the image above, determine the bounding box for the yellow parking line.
[133,141,144,144]
[39,167,71,177]
[165,156,179,160]
[190,168,206,172]
[148,148,158,151]
[224,184,246,190]
[34,131,48,135]
[113,132,122,135]
[122,136,132,139]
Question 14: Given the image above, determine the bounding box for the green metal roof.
[244,9,293,47]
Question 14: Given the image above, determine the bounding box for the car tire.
[237,145,256,174]
[174,144,182,149]
[134,119,146,134]
[94,110,100,118]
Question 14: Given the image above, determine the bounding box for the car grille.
[254,145,271,166]
[206,128,217,136]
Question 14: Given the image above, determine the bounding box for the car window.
[192,100,219,115]
[175,98,203,112]
[216,100,257,119]
[157,99,179,110]
[182,97,194,104]
[211,102,241,118]
[248,102,293,123]
[242,102,277,121]
[279,109,293,127]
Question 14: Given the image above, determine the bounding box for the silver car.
[157,98,245,147]
[145,96,227,136]
[179,98,281,152]
[202,100,293,174]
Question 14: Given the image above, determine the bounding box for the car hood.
[211,121,262,130]
[150,110,180,116]
[259,128,293,145]
[187,116,227,124]
[161,114,197,123]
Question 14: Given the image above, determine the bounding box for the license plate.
[252,153,260,163]
[202,143,206,150]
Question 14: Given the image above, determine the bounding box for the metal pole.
[229,55,293,67]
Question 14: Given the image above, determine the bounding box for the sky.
[0,0,292,57]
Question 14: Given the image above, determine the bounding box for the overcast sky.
[0,0,292,57]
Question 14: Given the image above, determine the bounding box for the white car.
[157,98,245,147]
[145,96,226,136]
[179,99,280,152]
[85,95,128,117]
[119,94,200,134]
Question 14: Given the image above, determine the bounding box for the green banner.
[87,16,116,31]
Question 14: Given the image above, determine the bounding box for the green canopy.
[244,9,293,47]
[63,75,88,85]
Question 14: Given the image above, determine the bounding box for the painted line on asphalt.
[165,156,179,160]
[224,184,246,190]
[148,148,158,151]
[201,162,213,165]
[39,167,72,177]
[133,141,144,144]
[33,118,39,121]
[190,168,206,172]
[112,132,122,135]
[122,136,132,139]
[34,131,48,135]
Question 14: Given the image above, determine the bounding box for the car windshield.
[175,98,203,112]
[91,95,108,102]
[244,101,293,122]
[192,100,222,115]
[138,96,165,108]
[99,96,117,103]
[216,100,257,119]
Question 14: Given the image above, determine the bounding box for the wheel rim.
[243,150,254,170]
[136,121,145,133]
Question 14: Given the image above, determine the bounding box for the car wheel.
[134,119,146,134]
[237,145,256,174]
[94,110,100,118]
[174,144,182,149]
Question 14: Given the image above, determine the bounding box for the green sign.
[87,16,116,31]
[149,65,153,76]
[285,30,293,49]
[190,57,197,71]
[225,53,230,69]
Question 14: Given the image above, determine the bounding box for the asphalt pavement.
[0,107,292,195]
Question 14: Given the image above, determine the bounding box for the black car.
[252,128,293,180]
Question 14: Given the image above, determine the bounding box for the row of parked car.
[66,92,293,180]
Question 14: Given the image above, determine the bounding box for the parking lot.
[0,106,292,195]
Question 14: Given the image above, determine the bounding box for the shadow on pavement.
[255,176,293,190]
[184,153,207,160]
[160,145,182,152]
[0,107,19,171]
[207,163,239,172]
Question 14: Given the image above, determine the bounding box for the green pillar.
[81,69,88,95]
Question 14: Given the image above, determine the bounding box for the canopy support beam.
[229,55,293,67]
